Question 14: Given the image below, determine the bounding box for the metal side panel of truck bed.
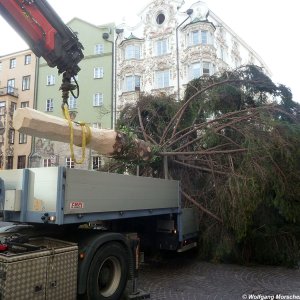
[0,167,180,225]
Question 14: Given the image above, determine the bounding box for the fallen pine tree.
[112,65,300,266]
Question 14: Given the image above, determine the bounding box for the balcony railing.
[0,87,19,97]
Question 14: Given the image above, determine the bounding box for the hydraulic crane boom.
[0,0,84,103]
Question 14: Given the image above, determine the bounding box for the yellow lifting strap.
[62,104,92,164]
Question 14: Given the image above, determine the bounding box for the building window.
[94,67,104,79]
[17,155,26,169]
[7,79,15,94]
[220,46,228,62]
[46,75,55,85]
[9,129,15,144]
[93,93,103,106]
[46,98,54,112]
[68,95,77,109]
[155,70,170,88]
[7,156,13,170]
[19,133,27,144]
[10,102,17,115]
[95,44,104,55]
[156,39,168,56]
[190,30,210,46]
[125,75,141,92]
[24,54,31,65]
[43,158,52,167]
[125,45,141,60]
[66,157,75,169]
[190,62,201,80]
[0,102,5,115]
[201,30,208,44]
[22,75,31,91]
[202,62,211,75]
[191,31,200,45]
[21,101,29,108]
[156,13,165,25]
[92,122,101,129]
[190,62,214,78]
[92,156,102,170]
[9,58,16,69]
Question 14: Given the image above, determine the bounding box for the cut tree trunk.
[13,107,152,160]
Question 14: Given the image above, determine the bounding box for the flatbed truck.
[0,167,198,299]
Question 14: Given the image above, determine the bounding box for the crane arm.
[0,0,84,103]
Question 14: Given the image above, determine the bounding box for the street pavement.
[130,253,300,300]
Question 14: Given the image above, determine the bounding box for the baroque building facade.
[115,0,270,113]
[0,49,36,169]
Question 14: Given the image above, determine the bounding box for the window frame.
[202,61,211,76]
[156,39,168,56]
[24,54,31,65]
[43,158,52,167]
[10,102,17,115]
[7,156,13,170]
[66,157,75,169]
[46,75,55,86]
[93,93,103,107]
[92,156,102,170]
[190,62,201,80]
[7,79,15,94]
[191,30,200,45]
[46,98,54,112]
[201,30,208,45]
[125,75,141,92]
[0,102,5,115]
[21,101,29,108]
[94,67,104,79]
[9,58,16,69]
[92,122,102,129]
[95,44,104,55]
[19,132,27,144]
[155,70,170,88]
[68,95,77,109]
[125,44,141,60]
[17,155,26,169]
[9,129,15,144]
[22,75,31,91]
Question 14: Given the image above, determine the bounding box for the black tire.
[86,242,129,300]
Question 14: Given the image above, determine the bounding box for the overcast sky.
[0,0,299,101]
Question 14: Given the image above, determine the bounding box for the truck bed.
[0,167,180,225]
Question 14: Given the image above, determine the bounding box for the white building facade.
[115,0,269,113]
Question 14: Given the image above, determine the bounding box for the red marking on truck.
[70,202,84,209]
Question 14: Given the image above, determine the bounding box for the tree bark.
[13,108,152,160]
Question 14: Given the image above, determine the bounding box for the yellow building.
[0,49,37,169]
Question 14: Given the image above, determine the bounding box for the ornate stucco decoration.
[231,39,241,64]
[152,55,173,70]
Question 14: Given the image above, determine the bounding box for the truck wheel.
[86,242,129,300]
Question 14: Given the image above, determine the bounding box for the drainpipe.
[176,9,193,101]
[102,32,114,129]
[114,28,124,129]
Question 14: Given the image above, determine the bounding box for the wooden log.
[13,107,152,160]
